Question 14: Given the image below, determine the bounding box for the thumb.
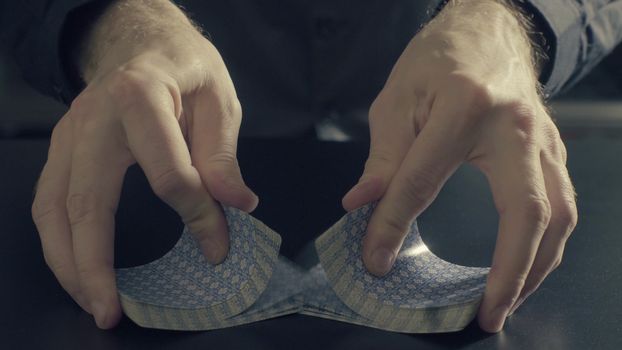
[362,93,473,276]
[191,90,258,213]
[342,93,415,211]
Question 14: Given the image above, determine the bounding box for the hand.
[342,0,577,332]
[31,0,257,329]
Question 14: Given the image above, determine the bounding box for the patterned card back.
[116,204,488,332]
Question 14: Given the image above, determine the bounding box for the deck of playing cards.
[116,204,488,333]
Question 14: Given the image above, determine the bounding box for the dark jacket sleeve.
[0,0,104,104]
[2,1,622,104]
[522,0,622,97]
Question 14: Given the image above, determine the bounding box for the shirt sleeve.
[521,0,622,97]
[0,0,107,104]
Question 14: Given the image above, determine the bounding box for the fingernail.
[75,293,91,314]
[203,238,226,265]
[344,183,363,199]
[224,176,250,193]
[223,178,259,212]
[356,179,376,194]
[91,301,108,329]
[370,248,395,276]
[508,296,526,316]
[486,305,510,332]
[249,192,260,209]
[344,180,374,210]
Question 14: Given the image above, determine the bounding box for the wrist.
[491,0,547,77]
[427,0,537,84]
[79,0,203,82]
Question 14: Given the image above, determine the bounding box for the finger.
[478,119,551,333]
[342,91,416,211]
[508,151,577,314]
[32,117,90,312]
[190,89,258,212]
[363,99,470,276]
[120,80,229,265]
[67,126,129,329]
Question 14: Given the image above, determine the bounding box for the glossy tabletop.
[1,134,621,349]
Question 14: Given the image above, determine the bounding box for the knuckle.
[151,167,190,200]
[529,265,550,283]
[504,103,540,144]
[542,119,561,142]
[66,93,104,133]
[208,94,243,125]
[106,69,154,107]
[558,141,568,165]
[365,148,395,170]
[522,196,552,229]
[203,164,240,188]
[447,73,495,112]
[50,118,70,147]
[555,201,578,238]
[488,266,527,299]
[542,121,567,162]
[207,149,238,168]
[64,101,101,137]
[191,225,220,247]
[69,91,97,116]
[551,256,563,271]
[380,212,410,236]
[43,257,83,297]
[225,98,243,121]
[75,259,112,284]
[368,93,390,124]
[66,193,99,227]
[66,94,109,138]
[183,206,226,250]
[32,194,62,225]
[184,200,220,231]
[43,252,72,278]
[560,141,568,164]
[206,149,239,167]
[401,169,439,209]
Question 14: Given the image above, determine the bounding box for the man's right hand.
[31,0,257,329]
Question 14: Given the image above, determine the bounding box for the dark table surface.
[1,134,621,350]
